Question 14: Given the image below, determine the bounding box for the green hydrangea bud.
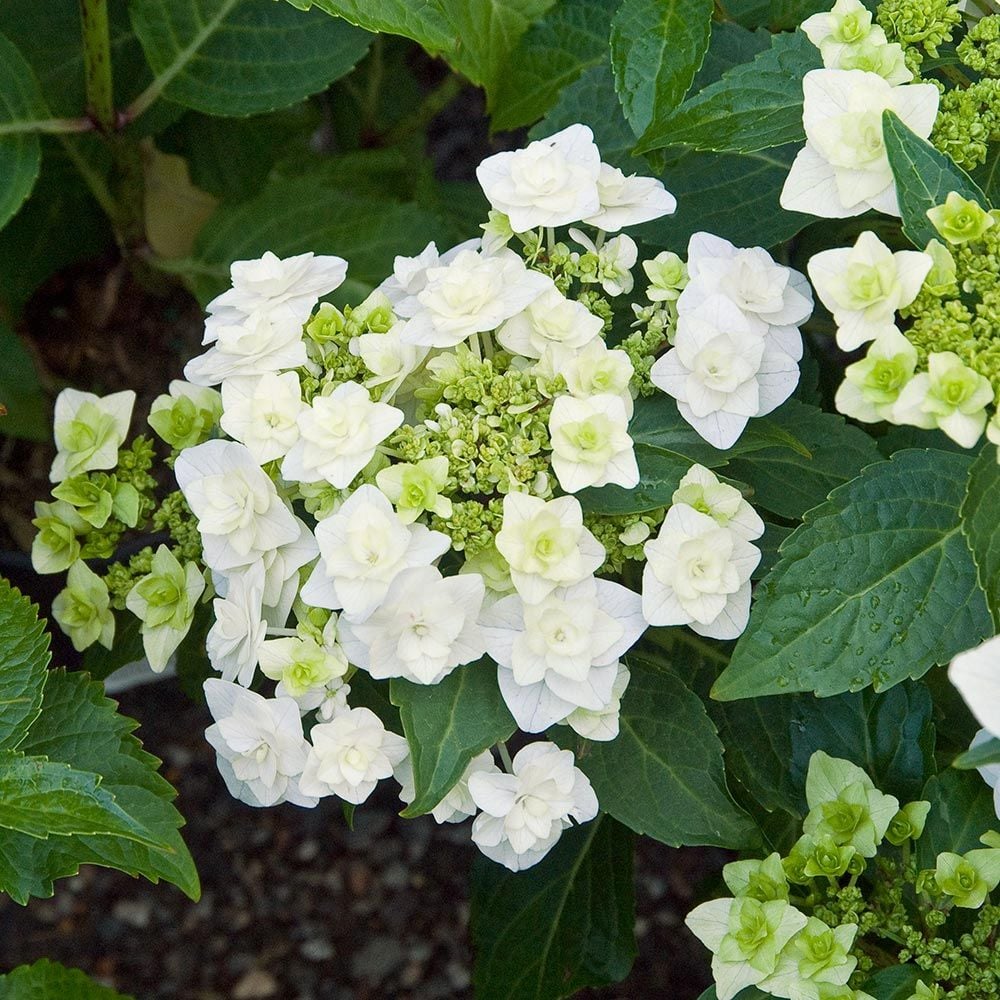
[30,499,86,574]
[52,561,115,652]
[927,192,996,245]
[783,836,815,885]
[724,853,790,902]
[258,635,348,698]
[345,290,395,336]
[935,849,1000,908]
[885,800,932,845]
[147,381,221,450]
[376,456,453,523]
[784,916,857,983]
[906,982,942,1000]
[51,475,114,529]
[804,835,857,879]
[643,251,688,303]
[305,301,346,344]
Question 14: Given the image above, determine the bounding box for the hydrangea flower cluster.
[688,751,1000,1000]
[32,125,789,871]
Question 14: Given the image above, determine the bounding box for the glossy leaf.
[0,579,49,752]
[917,769,999,866]
[961,443,1000,629]
[470,816,636,1000]
[714,450,993,700]
[390,661,515,818]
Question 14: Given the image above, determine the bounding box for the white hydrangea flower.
[548,393,639,493]
[893,351,994,447]
[377,238,479,318]
[496,284,604,364]
[570,229,639,296]
[258,516,318,627]
[476,124,602,233]
[397,749,502,824]
[352,323,427,391]
[780,69,939,218]
[481,576,645,732]
[258,633,348,696]
[650,294,800,449]
[185,310,310,387]
[678,232,813,330]
[833,326,918,424]
[301,485,450,622]
[494,492,605,604]
[582,163,677,232]
[801,0,886,63]
[807,231,933,350]
[468,742,599,872]
[220,371,303,464]
[175,440,300,574]
[206,250,347,328]
[949,636,1000,740]
[673,464,765,541]
[280,381,403,488]
[400,248,551,349]
[206,561,267,686]
[561,339,635,415]
[204,679,317,809]
[642,504,761,639]
[563,662,631,742]
[968,728,1000,819]
[50,388,136,483]
[298,707,409,804]
[337,566,486,685]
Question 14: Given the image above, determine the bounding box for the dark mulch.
[0,680,721,999]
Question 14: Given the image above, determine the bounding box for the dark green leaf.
[0,959,135,999]
[128,0,372,117]
[489,0,609,130]
[755,522,792,580]
[883,109,990,250]
[0,579,49,751]
[390,661,515,818]
[0,33,47,230]
[691,23,772,89]
[953,736,1000,771]
[727,398,881,520]
[81,611,145,683]
[0,325,47,441]
[638,30,820,154]
[180,173,454,304]
[713,450,993,700]
[554,657,756,848]
[470,816,636,1000]
[0,669,199,904]
[862,966,926,1000]
[917,769,999,866]
[974,143,1000,206]
[611,0,715,137]
[346,670,400,730]
[961,443,1000,629]
[697,988,770,1000]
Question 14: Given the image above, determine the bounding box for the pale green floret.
[125,545,205,672]
[905,983,941,1000]
[922,239,957,296]
[934,849,1000,908]
[345,290,395,336]
[673,466,743,525]
[802,834,858,878]
[927,192,996,246]
[885,800,931,845]
[723,853,789,902]
[835,328,918,424]
[375,456,453,523]
[460,542,515,596]
[147,385,222,450]
[52,560,115,652]
[30,500,87,574]
[305,301,346,345]
[802,751,899,857]
[51,393,134,482]
[643,251,688,302]
[838,38,911,82]
[716,897,807,976]
[258,635,347,698]
[51,473,141,530]
[760,917,857,997]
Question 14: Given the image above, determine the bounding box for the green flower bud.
[927,192,996,245]
[52,561,114,652]
[724,853,790,902]
[643,251,688,303]
[51,475,114,529]
[885,800,932,845]
[922,239,957,295]
[30,500,86,574]
[804,835,857,879]
[148,381,221,450]
[305,301,346,344]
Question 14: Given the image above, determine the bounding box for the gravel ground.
[0,681,723,999]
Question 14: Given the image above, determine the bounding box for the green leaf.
[554,657,756,848]
[128,0,372,117]
[639,144,813,250]
[0,33,47,230]
[470,816,636,1000]
[883,109,990,250]
[755,522,793,580]
[488,0,609,130]
[0,579,49,752]
[81,612,145,683]
[610,0,715,137]
[974,144,1000,207]
[180,173,454,304]
[713,449,993,700]
[0,325,47,441]
[0,669,199,904]
[390,661,515,818]
[637,30,821,154]
[0,959,135,999]
[697,988,769,1000]
[954,736,1000,771]
[961,443,1000,629]
[0,751,159,842]
[862,966,926,1000]
[727,398,881,520]
[917,769,999,866]
[691,23,772,89]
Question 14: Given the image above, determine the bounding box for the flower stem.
[496,741,514,773]
[79,0,115,132]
